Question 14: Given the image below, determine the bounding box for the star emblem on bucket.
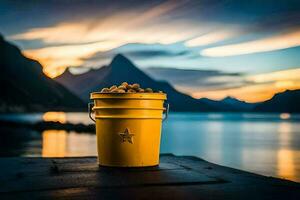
[118,128,134,144]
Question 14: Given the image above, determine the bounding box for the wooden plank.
[0,156,223,193]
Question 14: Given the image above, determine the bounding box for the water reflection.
[160,113,300,182]
[240,121,277,176]
[202,121,223,163]
[278,149,295,180]
[66,132,97,156]
[42,130,67,157]
[43,112,66,123]
[241,148,277,177]
[1,112,300,182]
[280,113,291,120]
[277,122,296,180]
[42,112,91,125]
[42,130,96,157]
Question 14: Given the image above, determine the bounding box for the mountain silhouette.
[220,96,257,111]
[0,34,85,112]
[254,89,300,113]
[56,54,218,112]
[199,97,256,112]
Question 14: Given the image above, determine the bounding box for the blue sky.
[1,0,300,102]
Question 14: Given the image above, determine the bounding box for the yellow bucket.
[89,92,168,167]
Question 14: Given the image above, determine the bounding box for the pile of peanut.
[100,82,163,93]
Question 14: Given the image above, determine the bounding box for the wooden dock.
[0,154,299,199]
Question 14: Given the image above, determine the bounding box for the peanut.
[127,89,136,93]
[145,88,153,93]
[100,83,163,94]
[110,88,119,93]
[126,84,133,89]
[121,82,129,87]
[132,83,140,90]
[117,89,126,93]
[118,85,126,90]
[101,88,110,93]
[110,85,117,90]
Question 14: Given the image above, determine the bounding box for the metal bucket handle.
[163,103,169,122]
[88,102,96,122]
[88,102,169,122]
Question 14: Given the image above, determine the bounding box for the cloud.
[4,0,300,81]
[73,42,193,70]
[23,40,123,77]
[201,29,300,57]
[9,1,207,77]
[123,49,189,58]
[88,47,189,62]
[247,68,300,83]
[10,1,199,45]
[10,23,89,43]
[185,29,238,47]
[145,67,247,91]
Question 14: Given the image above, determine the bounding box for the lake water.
[0,112,300,182]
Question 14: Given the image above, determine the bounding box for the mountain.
[55,54,218,112]
[220,97,257,111]
[199,97,255,112]
[0,34,85,112]
[199,98,236,111]
[254,89,300,113]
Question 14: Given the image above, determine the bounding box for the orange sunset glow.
[191,68,300,102]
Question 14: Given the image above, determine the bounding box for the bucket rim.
[90,92,167,100]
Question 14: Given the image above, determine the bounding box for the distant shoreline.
[1,110,300,114]
[0,120,95,133]
[0,112,299,133]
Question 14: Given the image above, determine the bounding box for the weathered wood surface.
[0,154,299,200]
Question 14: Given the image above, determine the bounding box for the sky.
[1,0,300,102]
